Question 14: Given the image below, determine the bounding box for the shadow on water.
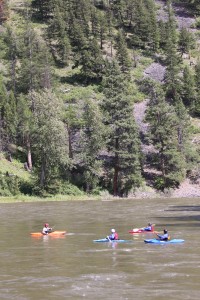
[166,206,200,212]
[153,221,200,228]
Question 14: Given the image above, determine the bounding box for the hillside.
[0,0,200,198]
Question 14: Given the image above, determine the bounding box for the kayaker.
[107,228,119,240]
[42,223,52,235]
[143,223,153,231]
[156,229,169,241]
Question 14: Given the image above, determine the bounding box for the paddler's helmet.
[148,223,152,226]
[164,229,168,234]
[111,228,115,233]
[44,223,49,227]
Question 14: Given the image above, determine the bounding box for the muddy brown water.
[0,198,200,300]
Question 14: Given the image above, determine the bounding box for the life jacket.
[114,232,119,240]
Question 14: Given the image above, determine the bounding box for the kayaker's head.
[148,223,152,226]
[111,228,115,233]
[164,229,168,234]
[44,223,49,228]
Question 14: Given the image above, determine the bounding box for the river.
[0,197,200,300]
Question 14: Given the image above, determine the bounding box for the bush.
[0,172,20,196]
[58,181,84,195]
[19,180,34,195]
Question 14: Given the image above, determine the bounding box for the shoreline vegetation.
[1,180,200,203]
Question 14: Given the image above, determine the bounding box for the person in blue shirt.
[107,229,119,240]
[157,229,169,241]
[143,223,153,231]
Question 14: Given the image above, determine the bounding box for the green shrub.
[0,172,20,195]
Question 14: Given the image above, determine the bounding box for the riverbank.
[0,179,200,203]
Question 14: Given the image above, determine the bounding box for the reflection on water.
[0,198,200,299]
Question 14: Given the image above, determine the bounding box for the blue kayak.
[144,238,185,244]
[93,238,132,243]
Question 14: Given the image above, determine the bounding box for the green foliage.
[145,81,187,189]
[178,27,196,54]
[102,61,142,196]
[58,181,84,195]
[0,172,20,196]
[30,89,71,191]
[76,98,105,192]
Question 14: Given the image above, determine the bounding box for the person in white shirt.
[42,223,52,235]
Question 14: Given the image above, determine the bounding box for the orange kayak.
[30,231,66,237]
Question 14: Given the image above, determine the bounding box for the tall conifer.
[102,61,142,196]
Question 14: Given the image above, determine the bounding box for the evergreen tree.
[17,94,33,170]
[19,23,53,95]
[145,81,186,189]
[48,2,71,66]
[102,61,142,196]
[3,25,19,95]
[79,39,104,82]
[145,0,159,51]
[115,29,131,74]
[181,65,196,111]
[178,27,195,56]
[3,91,17,144]
[30,89,70,193]
[131,0,150,49]
[0,75,17,149]
[164,0,182,102]
[77,98,105,192]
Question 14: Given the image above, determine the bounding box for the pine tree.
[77,98,105,192]
[178,27,195,56]
[101,61,142,196]
[164,0,182,102]
[145,81,186,189]
[79,39,104,82]
[3,25,19,95]
[48,2,71,66]
[17,94,33,170]
[30,89,70,193]
[3,91,17,144]
[19,23,53,95]
[131,0,150,49]
[115,29,131,74]
[181,65,196,111]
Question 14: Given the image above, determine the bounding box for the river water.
[0,197,200,300]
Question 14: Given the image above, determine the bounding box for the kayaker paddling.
[156,229,169,241]
[42,223,52,235]
[107,228,119,241]
[143,223,154,231]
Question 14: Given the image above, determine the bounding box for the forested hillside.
[0,0,200,198]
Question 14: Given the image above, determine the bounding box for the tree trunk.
[26,135,32,170]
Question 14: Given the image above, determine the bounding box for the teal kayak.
[93,238,132,243]
[144,238,185,244]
